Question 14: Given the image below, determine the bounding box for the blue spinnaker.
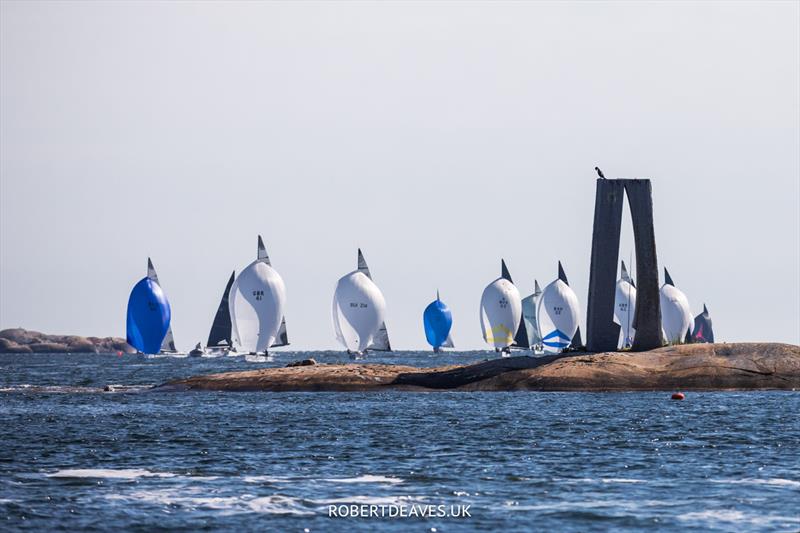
[423,297,452,349]
[126,277,171,354]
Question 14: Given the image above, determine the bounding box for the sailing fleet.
[125,236,715,356]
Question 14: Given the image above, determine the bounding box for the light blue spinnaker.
[423,291,453,352]
[126,277,171,354]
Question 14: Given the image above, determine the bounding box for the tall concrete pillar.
[586,179,624,352]
[623,179,662,351]
[585,178,662,352]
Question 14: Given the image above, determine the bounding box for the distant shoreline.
[0,328,134,354]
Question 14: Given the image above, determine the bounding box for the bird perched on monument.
[595,167,606,179]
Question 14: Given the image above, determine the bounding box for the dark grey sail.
[358,248,391,351]
[207,271,235,348]
[664,267,675,287]
[558,261,569,284]
[572,327,583,349]
[147,257,178,353]
[691,304,714,343]
[621,260,636,287]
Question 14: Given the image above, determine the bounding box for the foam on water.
[47,469,176,479]
[711,477,800,488]
[322,475,404,484]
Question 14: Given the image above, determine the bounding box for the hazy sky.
[1,1,798,350]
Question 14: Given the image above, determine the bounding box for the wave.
[710,478,800,488]
[108,488,315,516]
[46,468,176,479]
[243,474,404,485]
[1,384,149,394]
[322,475,404,484]
[678,509,800,526]
[314,495,424,506]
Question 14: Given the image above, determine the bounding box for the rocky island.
[0,328,134,354]
[155,342,800,392]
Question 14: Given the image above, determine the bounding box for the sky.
[1,1,798,350]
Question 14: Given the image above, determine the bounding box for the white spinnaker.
[614,279,637,348]
[537,279,580,353]
[229,261,287,353]
[332,271,386,352]
[480,278,522,349]
[660,284,694,344]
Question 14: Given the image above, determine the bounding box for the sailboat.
[206,271,236,355]
[480,259,525,355]
[537,261,581,353]
[229,236,289,355]
[147,258,180,354]
[660,268,694,344]
[691,304,714,343]
[332,249,390,355]
[521,280,543,353]
[613,260,637,349]
[126,260,172,354]
[423,291,454,353]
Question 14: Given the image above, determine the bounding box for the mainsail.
[501,260,530,349]
[356,249,391,351]
[480,260,523,349]
[332,251,388,353]
[126,275,171,354]
[613,260,637,348]
[521,279,543,350]
[537,261,581,353]
[660,267,694,344]
[691,304,714,343]
[229,236,288,353]
[147,258,177,353]
[259,235,289,348]
[207,271,235,348]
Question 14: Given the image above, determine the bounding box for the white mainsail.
[357,249,391,351]
[147,258,178,353]
[480,277,522,349]
[660,268,693,344]
[537,262,580,353]
[613,260,637,349]
[442,332,454,348]
[331,249,389,352]
[229,236,288,353]
[521,279,543,351]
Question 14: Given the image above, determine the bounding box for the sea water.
[1,352,798,532]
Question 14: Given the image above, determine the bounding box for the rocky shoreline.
[0,328,134,354]
[155,342,800,392]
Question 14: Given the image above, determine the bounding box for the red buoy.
[671,392,685,400]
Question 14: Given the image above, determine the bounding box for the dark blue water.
[1,353,799,532]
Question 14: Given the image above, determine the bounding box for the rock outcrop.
[0,328,134,354]
[156,343,800,392]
